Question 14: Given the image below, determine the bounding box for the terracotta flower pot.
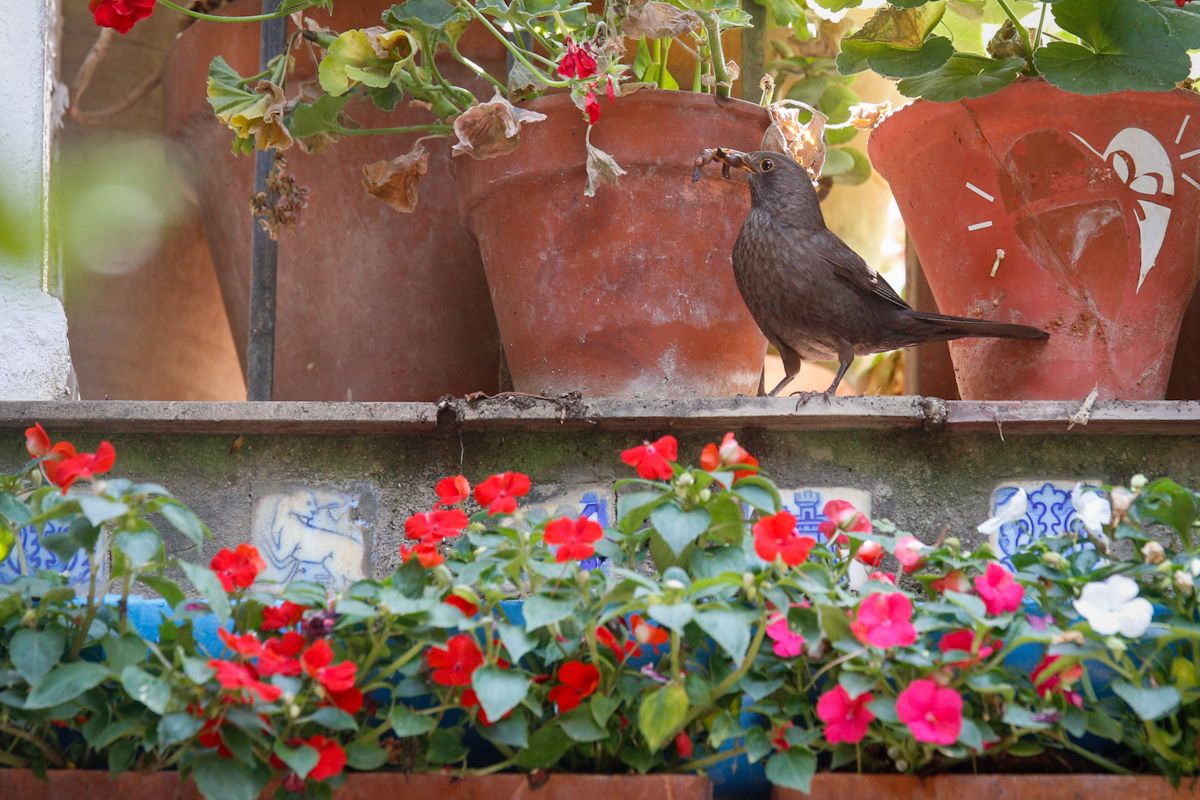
[163,1,504,401]
[773,773,1200,799]
[2,769,711,800]
[453,91,770,398]
[869,79,1200,400]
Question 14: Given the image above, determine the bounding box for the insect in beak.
[692,147,754,182]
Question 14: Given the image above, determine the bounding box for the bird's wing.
[810,228,911,310]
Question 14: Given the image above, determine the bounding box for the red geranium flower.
[1031,655,1084,708]
[301,639,357,693]
[209,659,282,704]
[818,499,871,545]
[753,511,816,567]
[326,686,364,714]
[89,0,155,34]
[596,626,638,662]
[436,474,471,506]
[699,432,759,481]
[426,634,484,686]
[210,544,265,593]
[620,436,678,480]
[261,601,307,632]
[548,660,599,712]
[274,734,347,783]
[218,628,262,658]
[405,509,470,541]
[53,441,116,493]
[444,593,479,617]
[585,88,601,125]
[974,562,1024,615]
[629,614,669,651]
[816,684,875,744]
[938,629,998,669]
[851,592,917,649]
[258,632,305,677]
[896,679,963,745]
[475,472,532,515]
[556,38,598,80]
[544,516,604,562]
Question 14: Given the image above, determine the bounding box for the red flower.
[405,509,470,541]
[210,544,265,593]
[869,571,896,585]
[277,735,347,783]
[327,686,364,715]
[548,660,599,712]
[89,0,155,34]
[400,540,444,569]
[197,715,231,758]
[24,423,50,459]
[770,722,793,751]
[620,436,677,480]
[426,634,484,686]
[606,76,616,102]
[544,516,603,562]
[475,472,531,515]
[974,562,1024,615]
[462,688,511,725]
[851,592,917,649]
[261,601,307,632]
[938,629,998,669]
[218,628,262,658]
[258,632,304,677]
[444,593,479,617]
[209,659,282,704]
[52,441,116,493]
[629,614,669,651]
[675,731,694,759]
[596,626,638,662]
[854,539,885,567]
[436,474,471,507]
[896,679,963,745]
[753,511,816,567]
[1031,655,1084,708]
[556,38,598,80]
[818,499,871,544]
[301,639,357,693]
[585,88,601,125]
[816,684,875,744]
[699,432,759,480]
[931,570,970,594]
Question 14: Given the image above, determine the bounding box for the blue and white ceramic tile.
[525,485,612,570]
[0,520,94,590]
[777,487,872,541]
[988,480,1101,564]
[252,489,367,590]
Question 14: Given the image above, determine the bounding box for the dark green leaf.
[648,601,694,634]
[345,741,389,770]
[765,748,817,793]
[121,665,171,715]
[160,501,208,548]
[650,504,712,556]
[897,55,1025,101]
[307,707,359,732]
[695,609,755,663]
[1150,0,1200,48]
[559,706,608,742]
[274,741,319,780]
[1113,680,1181,721]
[471,666,529,722]
[0,492,32,526]
[838,671,876,700]
[391,704,436,737]
[192,755,266,800]
[25,662,110,709]
[383,0,465,30]
[79,496,128,526]
[115,529,160,569]
[158,712,204,748]
[480,714,529,748]
[11,627,65,684]
[137,575,185,608]
[523,595,578,632]
[515,723,573,769]
[426,729,469,764]
[180,561,231,623]
[496,621,537,663]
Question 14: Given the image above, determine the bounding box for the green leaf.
[958,717,984,751]
[1034,0,1191,94]
[121,665,171,715]
[306,707,359,732]
[180,561,231,623]
[158,712,204,748]
[383,0,465,30]
[183,656,215,684]
[1113,680,1181,721]
[496,621,537,663]
[559,706,608,742]
[345,741,389,770]
[0,492,32,526]
[11,627,65,685]
[1001,703,1052,730]
[274,741,319,780]
[1086,709,1124,742]
[1131,478,1199,541]
[1150,0,1200,48]
[192,754,265,800]
[732,476,781,514]
[471,666,529,722]
[944,589,988,622]
[79,496,128,526]
[160,501,208,548]
[765,748,817,793]
[0,524,14,563]
[89,719,143,750]
[25,662,110,709]
[650,504,712,556]
[288,93,354,141]
[515,723,574,769]
[115,529,160,569]
[866,696,898,723]
[648,601,695,634]
[818,603,854,644]
[695,609,755,663]
[426,729,469,764]
[137,575,185,608]
[638,683,689,752]
[391,704,436,737]
[838,671,876,701]
[837,4,952,77]
[591,693,621,727]
[897,55,1025,101]
[480,714,529,748]
[523,595,578,632]
[744,726,773,763]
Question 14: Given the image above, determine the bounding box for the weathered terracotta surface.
[2,769,712,800]
[870,80,1200,401]
[163,0,504,401]
[454,91,770,398]
[775,773,1200,799]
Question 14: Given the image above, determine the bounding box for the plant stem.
[1032,2,1048,51]
[677,745,745,772]
[684,615,768,727]
[458,1,569,89]
[333,123,453,137]
[702,12,730,99]
[450,45,507,92]
[1058,734,1133,774]
[992,0,1033,63]
[465,755,519,776]
[0,722,64,767]
[156,0,304,22]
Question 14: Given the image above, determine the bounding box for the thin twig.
[69,28,166,125]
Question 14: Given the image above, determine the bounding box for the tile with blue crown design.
[986,479,1103,563]
[776,487,872,541]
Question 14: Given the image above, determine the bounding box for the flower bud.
[943,536,961,553]
[664,578,686,592]
[1141,541,1165,565]
[1042,551,1068,570]
[1130,474,1148,492]
[1104,636,1127,653]
[886,746,900,761]
[92,480,108,496]
[1111,487,1135,514]
[894,760,909,773]
[698,489,712,503]
[289,703,302,718]
[1175,570,1194,595]
[676,472,695,489]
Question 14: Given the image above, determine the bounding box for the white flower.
[1141,541,1165,565]
[1176,570,1194,595]
[1072,483,1112,535]
[1073,575,1153,637]
[1130,474,1148,492]
[978,489,1028,537]
[1111,487,1135,514]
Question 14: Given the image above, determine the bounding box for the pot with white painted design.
[869,79,1200,400]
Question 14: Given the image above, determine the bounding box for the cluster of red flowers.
[555,38,615,126]
[401,472,536,568]
[25,423,116,494]
[89,0,155,34]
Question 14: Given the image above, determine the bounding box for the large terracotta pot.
[3,769,711,800]
[774,773,1200,799]
[163,1,504,401]
[869,79,1200,400]
[454,91,770,398]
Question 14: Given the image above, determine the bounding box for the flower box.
[774,773,1200,799]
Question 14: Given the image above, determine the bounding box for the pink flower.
[816,684,875,744]
[896,679,963,745]
[819,500,871,544]
[766,613,805,658]
[851,593,916,649]
[869,571,896,585]
[620,436,678,480]
[895,536,925,572]
[854,540,885,567]
[974,563,1024,615]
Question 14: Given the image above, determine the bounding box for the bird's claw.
[692,147,751,182]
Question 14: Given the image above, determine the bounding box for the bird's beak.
[716,147,755,174]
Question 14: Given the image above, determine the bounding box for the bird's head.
[695,148,821,218]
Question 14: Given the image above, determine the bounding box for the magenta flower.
[974,562,1024,615]
[816,684,875,744]
[766,613,805,658]
[851,592,917,649]
[896,679,963,745]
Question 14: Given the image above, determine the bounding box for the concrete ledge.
[0,397,1199,435]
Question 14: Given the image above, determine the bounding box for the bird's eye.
[760,158,775,172]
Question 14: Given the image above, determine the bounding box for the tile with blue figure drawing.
[252,488,369,590]
[987,480,1102,565]
[0,519,99,591]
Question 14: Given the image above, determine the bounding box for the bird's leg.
[756,367,767,397]
[824,349,854,398]
[767,348,803,396]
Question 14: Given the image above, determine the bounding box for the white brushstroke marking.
[1183,173,1200,192]
[967,221,993,232]
[1181,148,1200,161]
[1178,115,1191,146]
[1070,132,1104,159]
[965,182,995,203]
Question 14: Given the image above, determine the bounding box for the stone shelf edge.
[0,398,1199,435]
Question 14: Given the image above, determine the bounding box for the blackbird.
[694,147,1048,397]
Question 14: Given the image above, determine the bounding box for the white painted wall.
[0,0,73,400]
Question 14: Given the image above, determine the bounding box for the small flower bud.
[1141,541,1165,565]
[1130,474,1148,492]
[698,489,712,503]
[1175,570,1194,595]
[1042,551,1068,570]
[886,746,900,761]
[676,472,695,488]
[289,703,302,718]
[1104,636,1127,653]
[664,578,686,592]
[1111,487,1135,514]
[943,536,961,553]
[92,480,108,496]
[894,759,909,773]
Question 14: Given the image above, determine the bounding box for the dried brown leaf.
[361,145,429,213]
[762,102,826,180]
[621,0,702,40]
[584,135,626,197]
[451,91,547,160]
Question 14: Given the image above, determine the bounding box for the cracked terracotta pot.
[453,91,769,398]
[869,79,1200,400]
[163,1,504,401]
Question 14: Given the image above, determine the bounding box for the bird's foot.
[788,390,823,412]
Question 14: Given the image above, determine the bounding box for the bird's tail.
[904,310,1049,341]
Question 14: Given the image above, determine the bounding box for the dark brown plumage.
[714,149,1048,397]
